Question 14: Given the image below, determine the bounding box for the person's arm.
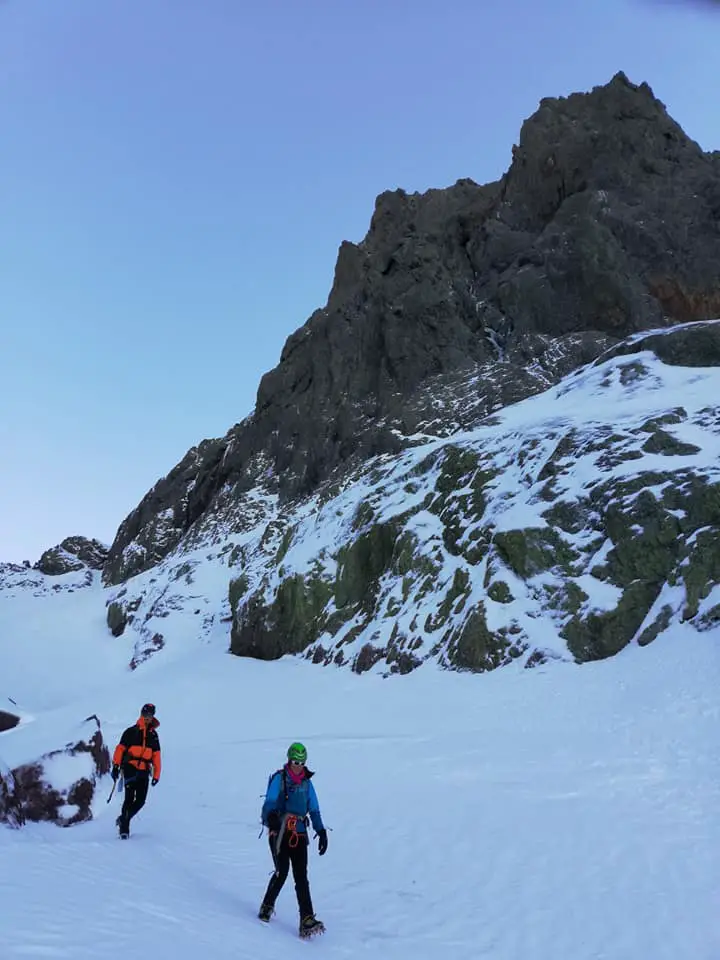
[151,735,161,782]
[110,730,128,780]
[111,728,130,769]
[307,781,324,833]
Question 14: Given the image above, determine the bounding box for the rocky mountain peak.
[35,536,108,577]
[103,72,720,585]
[502,72,701,232]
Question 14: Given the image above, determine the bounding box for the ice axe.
[269,814,289,875]
[269,833,279,873]
[106,770,124,803]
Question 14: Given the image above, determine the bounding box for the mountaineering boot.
[258,902,274,923]
[116,814,129,839]
[299,915,325,939]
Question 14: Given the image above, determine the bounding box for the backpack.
[266,767,289,803]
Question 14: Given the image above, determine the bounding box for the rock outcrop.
[104,72,720,585]
[0,709,20,733]
[602,318,720,367]
[35,536,108,576]
[0,758,24,828]
[224,328,720,671]
[0,716,111,828]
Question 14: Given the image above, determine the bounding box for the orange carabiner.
[286,815,299,848]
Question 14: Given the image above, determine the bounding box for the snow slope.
[1,591,718,959]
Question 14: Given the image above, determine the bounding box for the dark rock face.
[36,536,108,576]
[0,716,111,828]
[103,71,720,585]
[102,437,231,585]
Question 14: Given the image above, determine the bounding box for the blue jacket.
[262,766,324,835]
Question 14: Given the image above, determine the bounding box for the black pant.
[262,832,314,918]
[120,767,150,824]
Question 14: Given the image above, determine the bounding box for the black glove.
[266,811,281,833]
[111,765,120,782]
[151,778,159,787]
[317,829,328,856]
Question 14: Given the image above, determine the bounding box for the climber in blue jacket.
[258,742,328,938]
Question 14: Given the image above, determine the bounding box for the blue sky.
[2,0,719,563]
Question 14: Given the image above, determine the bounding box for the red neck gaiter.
[286,763,305,785]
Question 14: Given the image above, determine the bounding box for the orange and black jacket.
[112,716,161,780]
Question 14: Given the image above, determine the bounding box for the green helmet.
[287,742,307,764]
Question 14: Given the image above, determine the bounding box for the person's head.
[286,741,307,770]
[140,702,156,722]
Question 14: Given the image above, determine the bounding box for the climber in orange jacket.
[111,702,161,838]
